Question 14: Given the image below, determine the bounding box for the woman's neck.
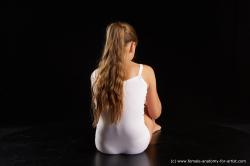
[124,60,134,67]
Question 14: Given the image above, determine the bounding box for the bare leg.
[152,119,161,133]
[144,114,161,135]
[144,104,161,134]
[144,114,162,145]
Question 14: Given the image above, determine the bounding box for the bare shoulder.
[141,64,156,85]
[142,64,155,77]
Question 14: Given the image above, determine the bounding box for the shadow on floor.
[0,121,249,166]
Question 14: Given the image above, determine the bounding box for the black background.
[2,1,250,128]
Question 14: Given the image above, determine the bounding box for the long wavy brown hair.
[91,22,138,127]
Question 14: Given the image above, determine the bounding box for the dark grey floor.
[0,121,250,166]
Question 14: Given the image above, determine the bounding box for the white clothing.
[90,64,150,154]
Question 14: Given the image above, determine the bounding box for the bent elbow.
[156,108,162,119]
[147,99,162,119]
[155,101,162,119]
[151,106,162,119]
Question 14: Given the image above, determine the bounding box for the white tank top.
[90,64,150,154]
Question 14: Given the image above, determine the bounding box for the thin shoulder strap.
[138,64,143,76]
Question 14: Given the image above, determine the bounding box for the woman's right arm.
[144,65,162,119]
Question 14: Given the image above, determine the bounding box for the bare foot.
[152,121,161,133]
